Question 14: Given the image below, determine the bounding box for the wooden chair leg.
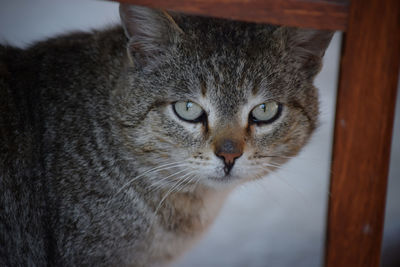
[325,0,400,266]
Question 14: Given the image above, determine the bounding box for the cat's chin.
[200,174,245,189]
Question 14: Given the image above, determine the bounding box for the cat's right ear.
[119,4,183,67]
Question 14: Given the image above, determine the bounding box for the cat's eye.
[173,101,205,123]
[250,101,282,124]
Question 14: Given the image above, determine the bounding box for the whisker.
[168,172,196,194]
[149,171,196,228]
[260,161,314,178]
[174,173,197,192]
[185,173,202,191]
[148,167,193,192]
[271,172,308,202]
[257,154,325,165]
[260,161,329,189]
[257,165,309,203]
[108,161,189,203]
[260,162,285,171]
[253,178,283,205]
[263,162,282,168]
[157,171,196,208]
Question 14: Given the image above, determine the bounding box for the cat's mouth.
[207,166,243,183]
[193,157,250,187]
[208,173,239,183]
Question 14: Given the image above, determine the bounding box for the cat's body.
[0,4,332,266]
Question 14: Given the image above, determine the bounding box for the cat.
[0,3,333,266]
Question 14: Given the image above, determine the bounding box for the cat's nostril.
[217,152,242,175]
[216,152,242,166]
[214,139,244,174]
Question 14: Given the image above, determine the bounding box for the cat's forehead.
[175,14,277,50]
[175,17,282,95]
[176,52,280,114]
[201,60,251,112]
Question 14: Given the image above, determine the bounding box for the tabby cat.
[0,4,333,266]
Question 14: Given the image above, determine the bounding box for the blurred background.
[0,0,398,266]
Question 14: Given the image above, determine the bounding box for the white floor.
[1,1,399,266]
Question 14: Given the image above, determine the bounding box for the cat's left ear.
[119,4,183,67]
[291,28,333,59]
[281,28,334,72]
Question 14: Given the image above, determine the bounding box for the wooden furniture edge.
[114,0,349,30]
[324,0,400,266]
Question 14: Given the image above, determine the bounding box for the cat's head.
[114,4,333,190]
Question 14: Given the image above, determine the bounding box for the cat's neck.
[153,184,233,234]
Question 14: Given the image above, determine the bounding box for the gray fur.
[0,4,333,266]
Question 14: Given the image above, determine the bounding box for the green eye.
[173,101,205,122]
[250,102,282,124]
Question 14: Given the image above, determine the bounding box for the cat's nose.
[217,151,242,166]
[215,139,243,174]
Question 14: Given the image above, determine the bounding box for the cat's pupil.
[260,104,266,112]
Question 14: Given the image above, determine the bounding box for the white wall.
[382,77,400,267]
[1,1,398,266]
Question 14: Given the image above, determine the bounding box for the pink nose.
[214,139,243,174]
[216,151,243,165]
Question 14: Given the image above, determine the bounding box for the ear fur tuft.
[279,27,334,66]
[289,28,333,60]
[119,4,183,67]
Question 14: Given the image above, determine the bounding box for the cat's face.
[115,5,333,190]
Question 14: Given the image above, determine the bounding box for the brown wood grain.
[325,0,400,266]
[114,0,349,30]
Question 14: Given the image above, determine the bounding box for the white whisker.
[148,167,193,192]
[149,171,197,229]
[257,165,308,203]
[174,173,197,192]
[260,162,285,171]
[155,171,196,211]
[108,161,190,204]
